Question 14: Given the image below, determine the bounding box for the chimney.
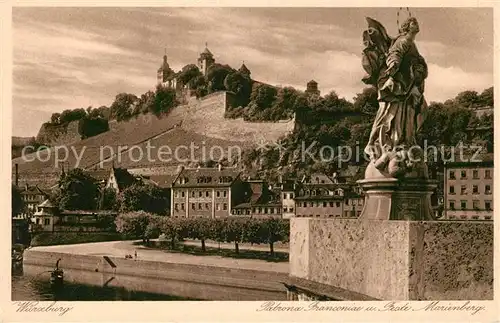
[15,164,19,187]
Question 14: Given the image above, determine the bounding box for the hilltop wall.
[36,120,82,146]
[180,91,295,143]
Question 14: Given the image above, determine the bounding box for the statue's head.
[399,17,420,37]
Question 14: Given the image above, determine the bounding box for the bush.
[31,232,124,247]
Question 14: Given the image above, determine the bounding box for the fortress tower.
[305,80,320,96]
[197,43,215,76]
[157,51,175,84]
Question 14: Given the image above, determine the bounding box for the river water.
[11,267,191,301]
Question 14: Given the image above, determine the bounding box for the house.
[444,152,493,220]
[231,180,282,218]
[170,166,245,218]
[32,199,57,232]
[19,185,49,219]
[295,172,364,218]
[280,179,297,218]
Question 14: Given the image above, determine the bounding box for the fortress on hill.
[15,45,302,189]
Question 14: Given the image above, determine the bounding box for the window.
[181,203,185,210]
[460,170,467,179]
[461,200,467,210]
[206,191,210,197]
[345,200,348,205]
[174,203,179,210]
[223,191,227,198]
[449,186,455,194]
[223,203,228,210]
[485,185,491,194]
[270,208,275,214]
[216,203,221,211]
[264,208,268,214]
[473,200,480,209]
[44,218,50,225]
[449,171,455,179]
[174,191,179,198]
[198,203,202,210]
[290,207,294,213]
[460,215,467,220]
[309,202,314,207]
[461,185,467,195]
[205,203,209,209]
[191,191,195,197]
[473,185,479,194]
[290,193,294,199]
[216,191,220,197]
[303,202,307,207]
[473,170,479,179]
[336,202,341,207]
[485,170,492,179]
[199,191,202,197]
[191,203,195,210]
[471,215,479,220]
[485,200,492,210]
[323,202,327,207]
[485,216,492,220]
[283,207,288,213]
[36,218,40,224]
[449,200,455,210]
[181,191,185,198]
[312,190,316,196]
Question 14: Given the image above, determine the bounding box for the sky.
[12,7,493,137]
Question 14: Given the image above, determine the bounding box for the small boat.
[50,259,64,288]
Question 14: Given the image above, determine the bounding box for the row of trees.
[52,169,169,215]
[115,212,290,255]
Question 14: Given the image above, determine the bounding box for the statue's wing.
[361,17,393,85]
[365,17,392,53]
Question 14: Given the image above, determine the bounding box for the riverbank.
[24,241,289,300]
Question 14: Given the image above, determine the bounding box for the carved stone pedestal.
[357,161,436,221]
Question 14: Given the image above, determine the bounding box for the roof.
[112,167,137,190]
[172,167,240,188]
[38,199,55,208]
[60,210,118,215]
[295,195,345,201]
[445,152,494,167]
[200,47,213,58]
[148,174,176,188]
[307,80,318,85]
[232,201,282,209]
[20,185,47,196]
[238,63,250,74]
[302,173,335,185]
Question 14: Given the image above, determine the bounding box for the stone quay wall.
[24,250,288,301]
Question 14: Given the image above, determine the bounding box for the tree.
[50,113,61,125]
[110,93,138,121]
[78,116,109,139]
[159,217,186,249]
[12,184,24,218]
[250,83,277,111]
[119,182,169,215]
[177,64,202,87]
[99,187,119,211]
[261,218,286,256]
[455,90,479,108]
[478,87,493,107]
[221,217,246,254]
[58,168,100,210]
[152,86,178,116]
[60,108,87,124]
[134,91,156,115]
[185,217,213,252]
[223,72,252,107]
[353,86,378,115]
[115,211,156,242]
[206,64,235,93]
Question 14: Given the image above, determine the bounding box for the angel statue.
[361,16,429,178]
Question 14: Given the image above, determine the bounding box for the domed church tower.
[157,50,175,84]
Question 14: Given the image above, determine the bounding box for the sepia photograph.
[7,4,495,315]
